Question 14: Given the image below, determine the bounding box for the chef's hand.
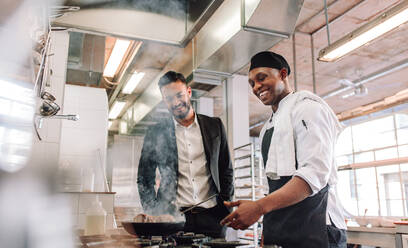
[220,200,264,230]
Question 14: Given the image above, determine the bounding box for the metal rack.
[233,143,266,248]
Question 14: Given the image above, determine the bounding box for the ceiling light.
[122,72,145,94]
[108,101,126,119]
[318,1,408,62]
[354,85,368,96]
[103,39,131,77]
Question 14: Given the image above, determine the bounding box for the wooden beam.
[338,156,408,171]
[338,98,408,122]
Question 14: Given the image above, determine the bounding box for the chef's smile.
[258,89,270,102]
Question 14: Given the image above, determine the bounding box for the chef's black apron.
[261,127,329,248]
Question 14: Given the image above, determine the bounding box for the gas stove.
[79,232,248,248]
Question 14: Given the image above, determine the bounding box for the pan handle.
[180,194,218,213]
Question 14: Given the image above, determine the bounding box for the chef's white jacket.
[260,91,347,230]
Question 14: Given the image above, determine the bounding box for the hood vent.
[56,0,223,46]
[55,0,304,129]
[128,0,304,126]
[67,32,105,86]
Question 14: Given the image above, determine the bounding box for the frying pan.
[203,241,248,248]
[122,221,185,236]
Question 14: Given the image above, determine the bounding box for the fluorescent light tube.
[103,39,131,77]
[108,101,126,119]
[318,1,408,62]
[122,72,145,94]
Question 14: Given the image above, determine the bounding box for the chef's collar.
[273,92,294,114]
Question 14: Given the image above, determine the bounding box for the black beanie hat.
[249,51,291,75]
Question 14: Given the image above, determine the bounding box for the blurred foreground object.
[0,0,74,247]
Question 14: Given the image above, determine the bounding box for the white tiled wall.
[31,31,69,165]
[59,85,109,192]
[197,97,214,117]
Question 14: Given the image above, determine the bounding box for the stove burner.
[80,232,247,248]
[171,232,209,245]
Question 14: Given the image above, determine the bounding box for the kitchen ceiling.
[245,0,408,136]
[58,0,304,135]
[58,0,408,137]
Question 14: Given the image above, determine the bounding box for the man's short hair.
[158,71,187,88]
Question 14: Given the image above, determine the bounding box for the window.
[377,165,404,216]
[352,116,395,152]
[400,145,408,157]
[375,147,398,160]
[337,170,358,216]
[336,112,408,217]
[336,126,353,156]
[356,167,379,216]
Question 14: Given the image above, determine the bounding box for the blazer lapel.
[197,114,221,192]
[166,118,178,173]
[197,114,211,164]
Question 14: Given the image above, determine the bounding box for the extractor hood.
[53,0,304,132]
[55,0,224,46]
[126,0,304,127]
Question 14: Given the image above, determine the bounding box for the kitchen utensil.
[180,194,218,213]
[203,240,248,248]
[82,167,95,192]
[39,99,60,116]
[84,196,107,235]
[170,233,207,244]
[40,91,56,101]
[121,222,185,236]
[96,148,110,192]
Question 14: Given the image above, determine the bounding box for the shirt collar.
[173,113,198,128]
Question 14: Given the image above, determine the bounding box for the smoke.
[107,131,185,222]
[0,0,75,246]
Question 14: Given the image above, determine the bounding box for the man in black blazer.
[137,71,234,238]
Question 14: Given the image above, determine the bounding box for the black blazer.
[137,114,234,216]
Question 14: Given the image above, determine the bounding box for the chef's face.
[161,80,192,120]
[248,67,288,106]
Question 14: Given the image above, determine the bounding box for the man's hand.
[220,200,264,230]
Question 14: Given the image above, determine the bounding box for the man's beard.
[171,101,191,119]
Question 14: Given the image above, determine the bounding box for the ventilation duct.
[54,0,304,128]
[129,0,304,125]
[55,0,223,46]
[66,32,105,86]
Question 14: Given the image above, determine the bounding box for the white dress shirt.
[174,115,217,209]
[260,91,347,230]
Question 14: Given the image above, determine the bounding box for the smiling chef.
[221,51,347,248]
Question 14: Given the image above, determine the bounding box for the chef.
[221,51,347,248]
